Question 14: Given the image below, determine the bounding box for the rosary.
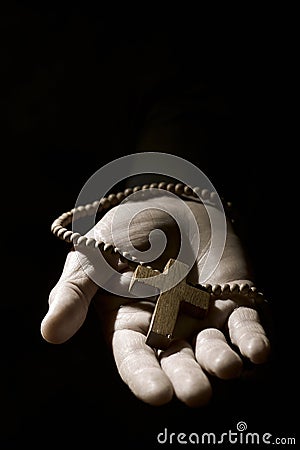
[51,181,265,350]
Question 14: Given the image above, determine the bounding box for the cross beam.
[129,258,210,350]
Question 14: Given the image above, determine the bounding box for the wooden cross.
[129,258,210,350]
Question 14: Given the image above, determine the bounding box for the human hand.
[41,195,271,407]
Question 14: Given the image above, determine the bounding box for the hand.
[41,195,271,407]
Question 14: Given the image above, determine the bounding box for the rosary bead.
[57,227,66,239]
[108,194,119,206]
[201,188,210,201]
[192,186,201,198]
[51,219,61,229]
[100,197,111,209]
[84,204,94,214]
[183,185,193,196]
[158,181,167,189]
[240,283,250,295]
[203,284,212,293]
[77,236,88,246]
[166,183,175,193]
[103,243,114,253]
[62,230,73,242]
[97,241,105,251]
[212,284,222,297]
[221,283,230,297]
[75,206,86,218]
[210,191,218,203]
[230,283,239,295]
[85,238,96,247]
[116,192,125,202]
[70,232,82,244]
[255,292,265,304]
[51,224,62,234]
[124,188,133,196]
[60,212,72,221]
[175,183,184,195]
[249,286,258,297]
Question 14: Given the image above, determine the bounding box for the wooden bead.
[158,182,167,189]
[210,191,218,204]
[212,284,221,297]
[51,224,62,234]
[62,230,73,242]
[100,197,110,209]
[116,192,125,202]
[94,240,101,249]
[255,292,265,303]
[60,212,72,220]
[230,283,239,295]
[57,227,67,238]
[84,204,94,214]
[97,241,105,251]
[184,185,193,196]
[221,283,230,297]
[86,238,96,247]
[166,183,175,193]
[103,243,113,253]
[124,188,133,196]
[70,232,81,244]
[203,284,212,293]
[108,194,119,206]
[249,286,258,297]
[201,188,210,200]
[192,186,201,198]
[175,183,184,195]
[77,236,87,246]
[240,283,250,295]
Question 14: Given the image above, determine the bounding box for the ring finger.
[159,340,212,407]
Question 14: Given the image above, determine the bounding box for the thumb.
[41,250,99,344]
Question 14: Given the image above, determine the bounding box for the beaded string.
[51,181,265,304]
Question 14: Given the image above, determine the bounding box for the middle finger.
[160,340,212,407]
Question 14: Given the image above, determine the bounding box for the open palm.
[41,196,270,407]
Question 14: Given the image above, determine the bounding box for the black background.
[1,2,296,449]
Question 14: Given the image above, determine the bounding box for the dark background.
[1,2,296,448]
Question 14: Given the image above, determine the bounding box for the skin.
[41,197,271,407]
